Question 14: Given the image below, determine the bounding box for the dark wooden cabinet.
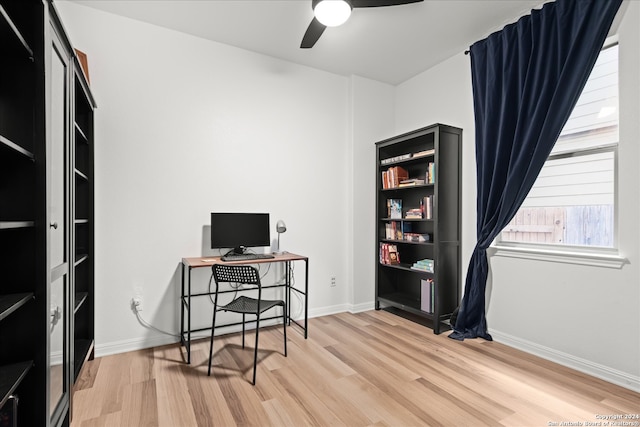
[1,1,95,425]
[375,124,461,334]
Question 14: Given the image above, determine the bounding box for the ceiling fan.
[301,0,424,49]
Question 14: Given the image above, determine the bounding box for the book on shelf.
[399,178,425,187]
[380,153,412,165]
[384,221,405,240]
[411,258,434,273]
[421,278,434,313]
[385,221,413,240]
[379,242,400,265]
[387,245,400,265]
[420,195,433,219]
[382,166,409,189]
[387,199,402,219]
[426,162,435,184]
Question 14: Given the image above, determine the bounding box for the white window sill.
[489,243,628,269]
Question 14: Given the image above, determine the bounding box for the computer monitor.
[210,212,271,255]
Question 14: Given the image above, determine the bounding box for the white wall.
[56,2,353,352]
[395,1,640,390]
[348,76,395,310]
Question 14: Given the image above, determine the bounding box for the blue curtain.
[449,0,622,341]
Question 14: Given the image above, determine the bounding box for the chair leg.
[242,313,245,348]
[208,308,218,376]
[252,313,260,385]
[282,305,287,357]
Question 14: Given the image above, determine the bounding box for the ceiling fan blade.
[300,17,327,49]
[351,0,423,8]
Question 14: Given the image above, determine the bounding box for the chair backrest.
[212,264,261,287]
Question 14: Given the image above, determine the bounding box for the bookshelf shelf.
[0,361,33,409]
[375,124,461,334]
[0,293,34,322]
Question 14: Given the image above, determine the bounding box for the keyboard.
[221,253,275,262]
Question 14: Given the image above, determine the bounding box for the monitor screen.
[210,212,271,253]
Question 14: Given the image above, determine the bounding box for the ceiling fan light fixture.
[314,0,352,27]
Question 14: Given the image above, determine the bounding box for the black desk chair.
[207,264,287,385]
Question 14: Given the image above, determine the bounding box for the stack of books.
[404,208,423,219]
[411,258,434,273]
[399,178,425,187]
[404,233,430,242]
[379,243,400,265]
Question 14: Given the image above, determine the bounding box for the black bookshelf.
[1,1,95,424]
[375,124,462,334]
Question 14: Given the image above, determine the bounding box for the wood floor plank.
[120,379,159,426]
[71,310,640,427]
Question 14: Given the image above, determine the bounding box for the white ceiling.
[67,0,547,85]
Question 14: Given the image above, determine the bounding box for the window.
[498,43,619,251]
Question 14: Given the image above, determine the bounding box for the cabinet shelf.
[73,339,94,380]
[379,153,435,168]
[75,254,88,266]
[380,238,433,247]
[75,168,89,181]
[381,183,433,192]
[0,293,34,322]
[0,221,35,230]
[0,135,35,160]
[0,6,34,59]
[74,122,88,143]
[74,292,88,313]
[0,361,33,409]
[379,262,435,275]
[381,217,432,222]
[377,292,424,314]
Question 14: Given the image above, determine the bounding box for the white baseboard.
[95,303,373,357]
[490,329,640,393]
[96,334,179,358]
[348,301,376,313]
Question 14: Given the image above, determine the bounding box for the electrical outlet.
[330,276,336,287]
[132,296,143,312]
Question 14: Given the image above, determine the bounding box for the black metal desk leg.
[304,259,308,338]
[286,261,291,326]
[187,265,192,364]
[181,262,185,347]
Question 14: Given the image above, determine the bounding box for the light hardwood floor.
[71,310,639,426]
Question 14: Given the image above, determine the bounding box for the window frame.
[491,39,627,269]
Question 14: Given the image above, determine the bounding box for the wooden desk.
[180,253,308,364]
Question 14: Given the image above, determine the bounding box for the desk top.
[182,252,308,268]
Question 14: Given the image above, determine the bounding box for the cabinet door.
[49,32,71,422]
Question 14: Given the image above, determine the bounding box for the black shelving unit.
[72,60,96,388]
[375,124,462,334]
[0,1,43,424]
[1,1,95,424]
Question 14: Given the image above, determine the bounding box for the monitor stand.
[230,246,247,256]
